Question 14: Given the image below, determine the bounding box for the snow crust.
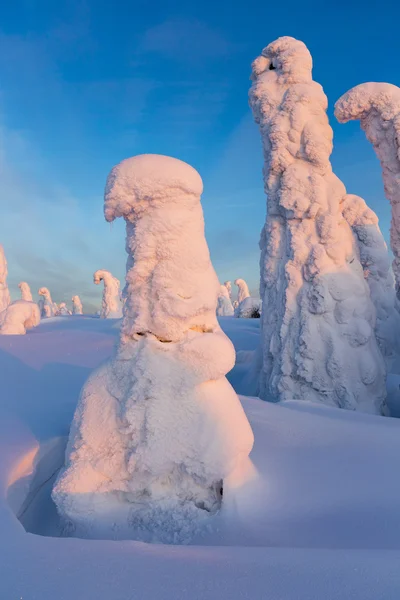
[53,154,254,543]
[93,269,123,319]
[0,300,40,335]
[72,295,83,315]
[249,36,386,413]
[18,281,33,302]
[38,287,57,318]
[0,244,11,313]
[217,284,234,316]
[335,83,400,292]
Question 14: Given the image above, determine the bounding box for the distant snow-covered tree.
[93,269,123,319]
[0,245,11,313]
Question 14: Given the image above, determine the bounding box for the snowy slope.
[1,316,400,598]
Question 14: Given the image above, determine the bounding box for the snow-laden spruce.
[0,245,11,313]
[335,83,400,293]
[58,303,71,316]
[342,193,400,369]
[71,295,83,315]
[53,154,254,543]
[224,281,232,298]
[217,284,234,316]
[18,282,33,302]
[0,300,40,335]
[235,278,250,305]
[249,36,386,413]
[38,287,56,318]
[93,269,123,319]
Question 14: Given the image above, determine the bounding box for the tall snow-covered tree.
[72,295,83,315]
[18,282,33,302]
[249,36,386,413]
[234,278,250,305]
[53,154,253,543]
[217,284,234,316]
[93,269,123,319]
[38,287,56,318]
[0,245,11,313]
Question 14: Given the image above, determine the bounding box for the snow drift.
[18,281,33,302]
[53,154,254,543]
[249,36,386,413]
[335,83,400,293]
[72,295,83,315]
[0,245,11,313]
[93,269,123,319]
[0,300,40,335]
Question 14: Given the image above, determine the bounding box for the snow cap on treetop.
[250,36,312,84]
[335,82,400,124]
[104,154,204,222]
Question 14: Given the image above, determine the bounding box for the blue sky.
[0,0,399,311]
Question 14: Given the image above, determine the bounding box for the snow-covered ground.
[1,316,400,598]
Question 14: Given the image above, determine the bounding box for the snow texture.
[249,36,386,413]
[0,244,11,313]
[235,296,262,319]
[38,288,57,318]
[217,284,234,316]
[0,300,40,335]
[342,193,400,368]
[72,295,83,315]
[18,281,33,302]
[93,269,123,319]
[234,278,250,305]
[335,83,400,293]
[53,154,254,543]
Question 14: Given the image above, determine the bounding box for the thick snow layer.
[72,295,83,315]
[0,300,40,335]
[0,244,11,313]
[38,287,57,318]
[335,83,400,291]
[18,281,33,302]
[234,278,250,305]
[2,317,400,599]
[217,284,234,316]
[249,36,386,413]
[342,193,400,368]
[235,296,262,319]
[53,154,254,543]
[93,269,123,319]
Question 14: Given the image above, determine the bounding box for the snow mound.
[335,82,400,293]
[249,36,386,413]
[53,154,254,543]
[0,300,40,335]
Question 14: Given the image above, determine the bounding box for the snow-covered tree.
[235,297,262,319]
[72,295,83,315]
[58,302,71,316]
[335,83,400,294]
[217,284,234,316]
[93,269,123,319]
[224,281,232,298]
[234,278,250,305]
[0,245,11,313]
[342,193,400,368]
[0,300,40,335]
[249,36,386,413]
[38,287,56,318]
[53,154,254,542]
[18,281,33,302]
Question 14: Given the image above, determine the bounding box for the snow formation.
[234,278,250,305]
[53,154,254,543]
[93,269,123,319]
[342,193,400,368]
[0,300,40,335]
[249,36,386,413]
[335,83,400,293]
[72,295,83,315]
[0,245,11,313]
[224,280,232,298]
[38,288,56,318]
[235,297,262,319]
[18,281,33,302]
[217,284,234,316]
